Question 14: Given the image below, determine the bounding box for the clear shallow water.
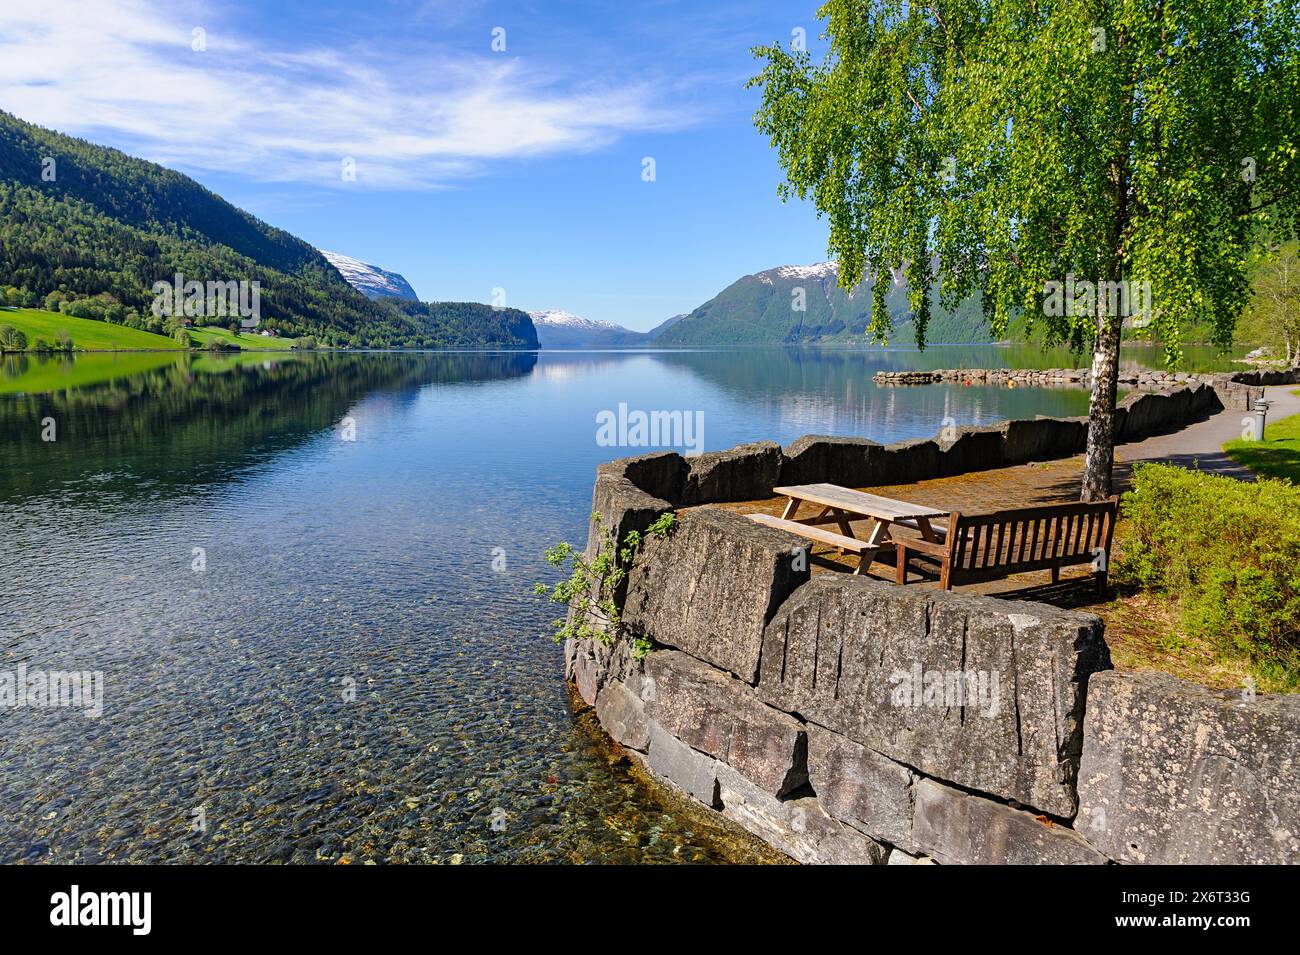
[0,344,1234,863]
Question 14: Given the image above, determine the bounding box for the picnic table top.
[773,483,950,522]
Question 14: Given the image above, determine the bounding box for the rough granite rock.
[806,724,915,848]
[871,438,942,485]
[937,425,1007,477]
[679,441,782,504]
[623,508,809,683]
[598,451,687,504]
[567,634,643,709]
[570,640,606,708]
[1116,388,1201,441]
[645,719,720,807]
[586,471,672,563]
[886,848,937,865]
[779,435,883,487]
[595,678,650,751]
[911,778,1107,865]
[715,763,889,865]
[757,574,1111,817]
[1076,670,1300,864]
[645,650,807,797]
[1003,418,1088,464]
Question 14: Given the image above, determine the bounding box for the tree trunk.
[1081,310,1121,502]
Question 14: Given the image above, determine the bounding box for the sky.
[0,0,835,331]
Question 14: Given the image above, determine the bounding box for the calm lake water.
[0,343,1241,863]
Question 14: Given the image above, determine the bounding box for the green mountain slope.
[0,111,535,349]
[655,263,993,346]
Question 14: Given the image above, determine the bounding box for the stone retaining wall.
[567,380,1299,864]
[581,381,1224,557]
[567,508,1299,865]
[872,365,1289,412]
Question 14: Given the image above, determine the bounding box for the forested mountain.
[0,111,535,349]
[654,263,993,346]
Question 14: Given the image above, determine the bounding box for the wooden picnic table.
[748,483,950,575]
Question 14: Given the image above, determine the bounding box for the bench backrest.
[946,496,1119,581]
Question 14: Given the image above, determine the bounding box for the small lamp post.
[1255,398,1272,441]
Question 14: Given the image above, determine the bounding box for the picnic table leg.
[855,519,892,575]
[781,497,801,520]
[916,516,940,542]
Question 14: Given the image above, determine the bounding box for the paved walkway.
[714,384,1300,596]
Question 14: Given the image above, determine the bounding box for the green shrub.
[534,511,677,660]
[0,325,27,352]
[1115,463,1300,688]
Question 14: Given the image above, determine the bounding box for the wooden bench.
[747,513,883,574]
[894,496,1119,592]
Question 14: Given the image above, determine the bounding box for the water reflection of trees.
[0,351,536,500]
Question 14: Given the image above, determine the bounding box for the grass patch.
[0,308,182,351]
[188,327,296,351]
[1224,411,1300,482]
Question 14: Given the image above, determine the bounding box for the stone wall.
[567,508,1299,865]
[585,381,1225,548]
[568,384,1300,862]
[873,366,1279,413]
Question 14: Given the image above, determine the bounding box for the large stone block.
[645,650,807,797]
[937,425,1007,477]
[595,679,650,751]
[598,451,687,504]
[570,640,606,708]
[645,719,720,807]
[586,472,672,562]
[567,633,643,708]
[577,472,674,623]
[807,724,915,848]
[1003,418,1087,464]
[679,441,782,504]
[1116,388,1199,441]
[757,574,1111,817]
[870,438,942,485]
[911,779,1107,865]
[779,435,883,487]
[1076,671,1300,864]
[623,507,809,683]
[715,763,888,865]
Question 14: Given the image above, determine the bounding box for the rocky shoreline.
[874,365,1300,395]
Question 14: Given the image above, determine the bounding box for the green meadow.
[0,308,183,351]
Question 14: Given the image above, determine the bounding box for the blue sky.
[0,0,834,330]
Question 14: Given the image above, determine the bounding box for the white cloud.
[0,0,691,188]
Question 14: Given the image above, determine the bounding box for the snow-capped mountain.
[756,262,841,284]
[320,250,419,302]
[527,309,648,348]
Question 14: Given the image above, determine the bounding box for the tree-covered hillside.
[655,263,992,346]
[0,111,536,349]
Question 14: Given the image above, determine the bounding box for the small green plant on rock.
[534,511,676,660]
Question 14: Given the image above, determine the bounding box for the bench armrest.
[898,536,948,558]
